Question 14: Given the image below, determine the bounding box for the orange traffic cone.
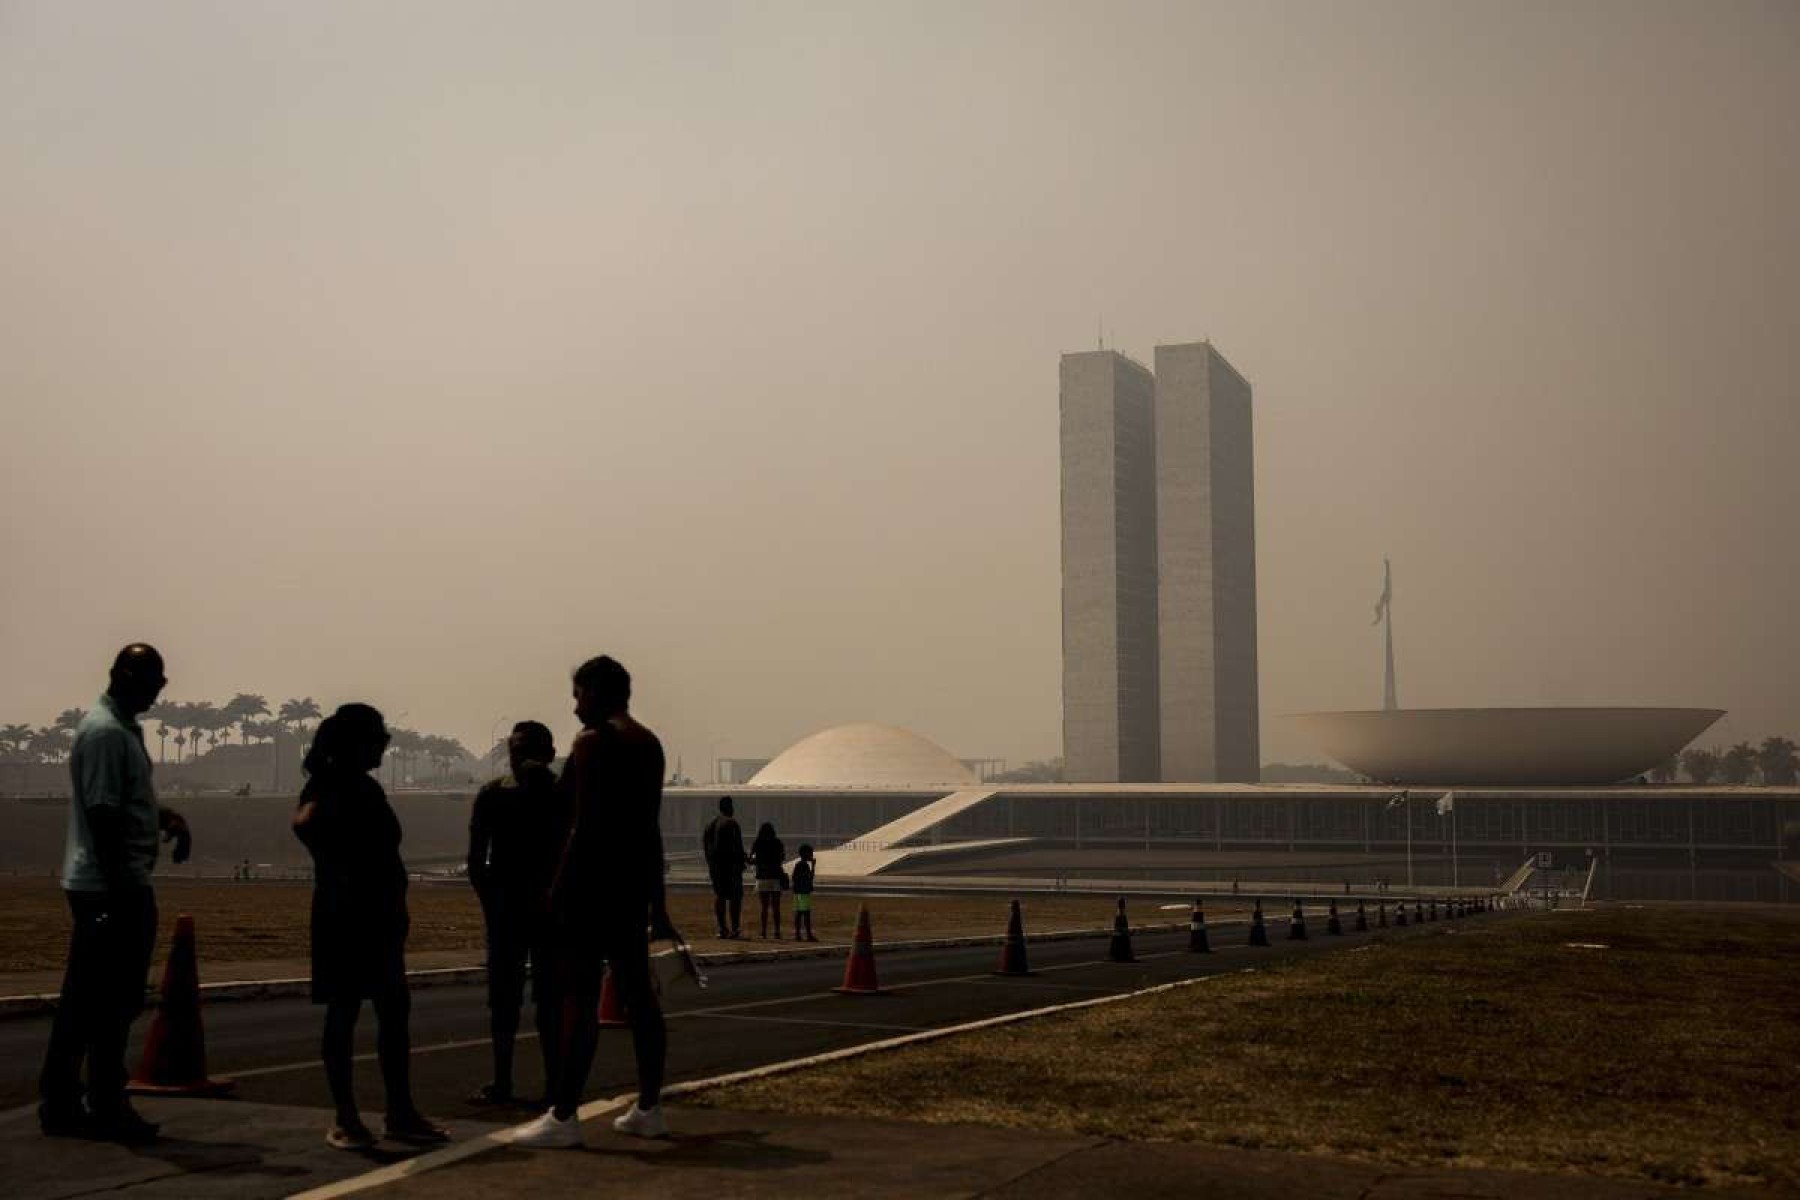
[1287,899,1309,940]
[1187,898,1211,954]
[1326,901,1344,936]
[995,899,1032,976]
[834,904,883,995]
[597,964,630,1028]
[1248,898,1270,947]
[1354,900,1368,932]
[129,914,233,1097]
[1396,901,1409,926]
[1107,897,1136,963]
[1377,901,1388,928]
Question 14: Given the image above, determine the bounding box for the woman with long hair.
[749,821,785,939]
[292,703,447,1150]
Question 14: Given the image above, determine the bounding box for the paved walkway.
[364,1104,1783,1200]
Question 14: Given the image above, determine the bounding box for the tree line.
[0,693,473,780]
[1652,737,1799,786]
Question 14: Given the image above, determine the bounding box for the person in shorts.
[791,844,816,942]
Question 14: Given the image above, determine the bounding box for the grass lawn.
[0,877,1211,977]
[696,906,1800,1190]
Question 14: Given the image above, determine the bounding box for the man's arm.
[547,731,597,912]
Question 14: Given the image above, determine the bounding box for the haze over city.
[4,1,1797,772]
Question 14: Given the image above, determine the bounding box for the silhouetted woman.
[750,821,785,939]
[292,703,447,1150]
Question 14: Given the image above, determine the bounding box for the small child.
[792,845,817,942]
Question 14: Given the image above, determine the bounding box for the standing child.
[791,845,816,942]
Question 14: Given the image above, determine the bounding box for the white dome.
[748,723,975,788]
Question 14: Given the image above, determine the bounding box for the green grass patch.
[696,907,1800,1189]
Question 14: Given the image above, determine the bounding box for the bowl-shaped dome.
[748,723,975,788]
[1287,707,1724,786]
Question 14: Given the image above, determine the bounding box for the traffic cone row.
[1107,898,1136,963]
[1188,898,1211,954]
[1248,899,1270,946]
[995,899,1033,976]
[130,914,234,1097]
[597,965,630,1027]
[834,903,883,995]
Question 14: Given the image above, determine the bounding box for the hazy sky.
[4,1,1797,773]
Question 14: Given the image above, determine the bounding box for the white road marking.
[286,966,1244,1199]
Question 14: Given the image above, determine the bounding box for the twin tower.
[1060,340,1259,783]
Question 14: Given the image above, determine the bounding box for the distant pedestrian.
[701,796,748,938]
[792,844,817,941]
[515,655,673,1148]
[750,822,786,939]
[39,644,190,1143]
[466,720,566,1105]
[292,704,446,1150]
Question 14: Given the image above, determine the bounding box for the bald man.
[39,644,191,1143]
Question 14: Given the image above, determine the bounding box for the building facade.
[1060,350,1161,782]
[1154,341,1260,781]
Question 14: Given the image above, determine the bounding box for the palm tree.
[1756,737,1799,787]
[1681,747,1721,785]
[185,702,222,762]
[0,723,32,760]
[1721,742,1758,786]
[54,707,84,734]
[145,702,176,763]
[31,726,73,764]
[222,693,270,746]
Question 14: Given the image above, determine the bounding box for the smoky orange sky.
[3,1,1796,775]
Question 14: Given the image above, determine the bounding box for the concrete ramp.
[809,789,1003,877]
[811,837,1025,878]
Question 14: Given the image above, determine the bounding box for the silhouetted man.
[702,795,748,938]
[39,644,190,1141]
[516,655,673,1148]
[467,720,566,1105]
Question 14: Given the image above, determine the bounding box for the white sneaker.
[610,1103,669,1139]
[511,1109,582,1149]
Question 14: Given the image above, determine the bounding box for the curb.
[0,919,1209,1020]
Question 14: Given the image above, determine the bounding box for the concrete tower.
[1059,350,1161,783]
[1153,340,1260,781]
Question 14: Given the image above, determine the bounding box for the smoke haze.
[3,1,1796,770]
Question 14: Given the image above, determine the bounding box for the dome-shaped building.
[748,723,975,788]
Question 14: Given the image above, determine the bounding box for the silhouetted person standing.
[466,720,566,1105]
[515,655,672,1147]
[701,795,747,938]
[750,822,786,939]
[39,644,189,1142]
[292,704,446,1150]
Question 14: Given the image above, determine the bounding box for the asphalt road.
[0,907,1422,1123]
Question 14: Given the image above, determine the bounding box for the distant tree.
[146,702,177,763]
[1681,747,1721,785]
[1756,737,1799,787]
[31,725,73,764]
[0,723,32,761]
[1647,757,1679,784]
[1721,742,1758,786]
[279,697,322,736]
[222,693,270,746]
[240,718,279,746]
[185,702,223,761]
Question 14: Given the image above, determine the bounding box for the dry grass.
[697,906,1800,1190]
[0,877,1212,976]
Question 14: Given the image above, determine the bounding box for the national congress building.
[1060,340,1259,783]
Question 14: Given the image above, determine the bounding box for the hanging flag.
[1384,790,1410,810]
[1372,558,1392,625]
[1435,791,1456,816]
